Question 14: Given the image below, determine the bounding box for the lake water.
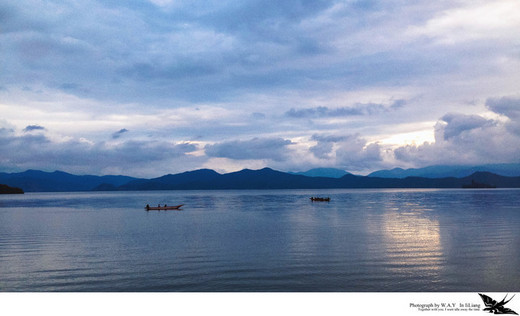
[1,189,519,292]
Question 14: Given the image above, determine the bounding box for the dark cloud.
[309,134,346,159]
[59,82,88,93]
[23,125,46,132]
[285,100,404,118]
[0,127,13,135]
[122,60,219,82]
[439,113,495,140]
[0,0,464,104]
[251,112,266,120]
[486,96,520,136]
[311,134,348,143]
[286,106,331,118]
[205,137,293,161]
[204,0,336,37]
[390,99,407,109]
[309,133,384,171]
[112,128,129,139]
[310,141,334,159]
[486,96,520,120]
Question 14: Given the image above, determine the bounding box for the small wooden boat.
[310,197,330,202]
[145,204,183,211]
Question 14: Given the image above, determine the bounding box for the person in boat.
[164,204,167,207]
[146,204,150,210]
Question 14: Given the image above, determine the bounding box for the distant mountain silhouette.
[119,169,221,190]
[1,168,519,192]
[114,169,520,191]
[0,170,139,192]
[119,168,327,190]
[368,163,520,178]
[290,168,350,178]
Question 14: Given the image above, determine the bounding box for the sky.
[1,0,520,177]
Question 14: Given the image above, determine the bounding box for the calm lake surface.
[1,189,519,292]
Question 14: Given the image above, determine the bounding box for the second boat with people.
[145,204,184,211]
[310,197,330,202]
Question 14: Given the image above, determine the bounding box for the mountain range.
[368,163,520,178]
[289,168,350,178]
[0,169,139,192]
[1,166,520,192]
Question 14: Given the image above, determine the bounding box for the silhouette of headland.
[0,184,24,194]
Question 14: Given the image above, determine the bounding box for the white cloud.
[334,135,384,172]
[406,0,520,44]
[305,134,385,173]
[0,126,201,176]
[393,109,520,167]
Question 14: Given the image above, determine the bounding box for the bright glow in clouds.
[1,0,519,177]
[407,0,520,44]
[378,129,436,148]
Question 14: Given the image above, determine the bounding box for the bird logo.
[478,293,518,314]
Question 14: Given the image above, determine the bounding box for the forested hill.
[0,170,139,192]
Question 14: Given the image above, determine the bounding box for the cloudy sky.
[1,0,520,177]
